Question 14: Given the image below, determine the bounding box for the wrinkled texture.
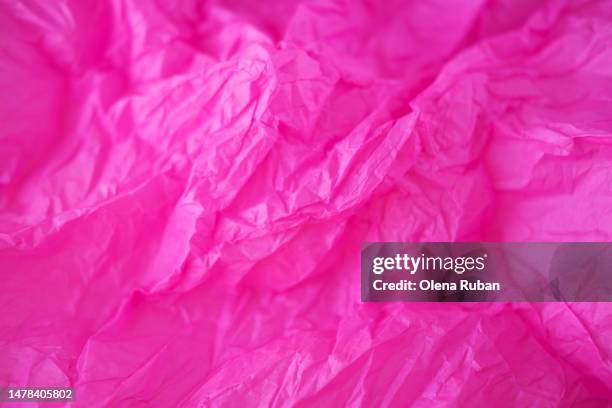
[1,0,612,406]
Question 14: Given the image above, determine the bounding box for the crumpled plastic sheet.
[1,0,612,406]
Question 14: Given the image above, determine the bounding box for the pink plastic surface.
[1,0,612,406]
